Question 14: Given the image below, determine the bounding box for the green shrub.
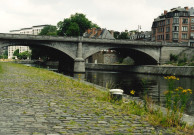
[188,63,194,66]
[170,54,178,62]
[177,57,187,66]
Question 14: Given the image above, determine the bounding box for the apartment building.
[8,25,48,59]
[152,6,194,44]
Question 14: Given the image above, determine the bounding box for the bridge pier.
[74,41,85,73]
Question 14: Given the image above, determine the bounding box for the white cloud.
[1,0,194,33]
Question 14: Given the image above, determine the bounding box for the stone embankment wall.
[86,63,194,77]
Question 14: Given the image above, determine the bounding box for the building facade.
[8,25,48,59]
[128,31,151,41]
[152,6,194,44]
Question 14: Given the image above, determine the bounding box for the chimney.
[87,29,91,34]
[184,6,189,10]
[92,28,96,35]
[110,30,114,37]
[97,29,102,37]
[164,10,168,15]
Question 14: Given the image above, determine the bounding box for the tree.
[39,25,57,36]
[13,49,19,57]
[13,49,31,59]
[66,22,80,36]
[114,31,120,39]
[118,32,128,39]
[18,51,31,59]
[3,50,8,57]
[57,13,99,36]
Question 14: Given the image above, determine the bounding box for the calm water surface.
[75,70,194,116]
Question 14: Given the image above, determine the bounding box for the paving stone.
[0,64,178,135]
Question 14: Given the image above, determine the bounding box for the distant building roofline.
[32,24,50,28]
[20,27,32,30]
[9,30,20,32]
[9,24,51,32]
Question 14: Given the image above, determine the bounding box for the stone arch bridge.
[0,33,192,72]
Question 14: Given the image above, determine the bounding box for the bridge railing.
[0,33,190,47]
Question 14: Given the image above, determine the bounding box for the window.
[166,34,170,40]
[183,12,188,16]
[173,26,179,31]
[182,33,187,39]
[166,27,170,32]
[173,18,179,24]
[157,35,164,40]
[191,33,194,39]
[182,19,188,24]
[157,27,164,32]
[191,25,194,30]
[153,29,156,34]
[173,33,178,39]
[174,13,179,17]
[191,18,194,23]
[166,19,170,25]
[182,26,188,31]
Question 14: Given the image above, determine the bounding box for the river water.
[25,64,194,116]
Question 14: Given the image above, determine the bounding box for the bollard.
[109,89,124,101]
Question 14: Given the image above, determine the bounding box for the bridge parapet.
[0,33,79,42]
[0,33,191,47]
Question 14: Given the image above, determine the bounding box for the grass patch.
[0,63,3,73]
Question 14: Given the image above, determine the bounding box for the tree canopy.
[13,49,31,59]
[39,25,57,36]
[118,32,128,39]
[57,13,99,36]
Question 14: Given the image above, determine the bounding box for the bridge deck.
[0,33,187,46]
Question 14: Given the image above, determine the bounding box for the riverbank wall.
[86,63,194,77]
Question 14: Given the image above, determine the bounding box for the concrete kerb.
[51,70,194,127]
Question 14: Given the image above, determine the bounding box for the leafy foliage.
[118,32,128,39]
[13,49,31,60]
[39,25,57,36]
[170,54,178,62]
[57,13,99,36]
[18,51,31,59]
[13,49,19,57]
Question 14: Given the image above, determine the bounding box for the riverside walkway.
[0,63,179,135]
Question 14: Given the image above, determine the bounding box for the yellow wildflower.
[175,88,179,91]
[182,90,187,93]
[130,90,135,95]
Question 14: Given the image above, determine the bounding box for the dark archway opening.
[1,44,74,72]
[86,48,157,65]
[30,45,74,72]
[113,48,157,65]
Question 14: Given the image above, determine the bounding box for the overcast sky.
[1,0,194,33]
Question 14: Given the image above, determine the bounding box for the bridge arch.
[83,44,160,65]
[0,41,77,60]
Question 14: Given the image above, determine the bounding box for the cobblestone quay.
[0,63,179,135]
